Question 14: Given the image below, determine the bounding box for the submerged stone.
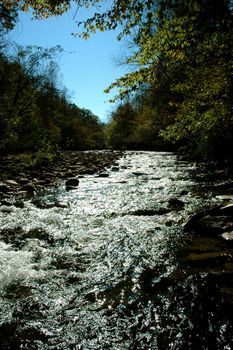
[129,208,171,216]
[65,178,80,187]
[168,197,185,209]
[97,173,109,178]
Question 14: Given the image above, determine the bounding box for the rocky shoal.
[0,150,122,204]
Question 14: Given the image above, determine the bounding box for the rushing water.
[0,151,232,349]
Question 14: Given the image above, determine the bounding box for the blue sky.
[9,5,126,122]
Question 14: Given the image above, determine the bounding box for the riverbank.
[0,150,122,203]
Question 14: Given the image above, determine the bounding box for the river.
[0,151,232,349]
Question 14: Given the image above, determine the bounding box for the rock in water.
[98,173,109,178]
[168,198,185,209]
[65,178,80,187]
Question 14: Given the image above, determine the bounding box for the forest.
[1,0,233,161]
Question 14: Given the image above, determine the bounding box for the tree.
[3,0,233,158]
[0,45,63,152]
[0,4,18,51]
[105,102,137,149]
[158,0,233,158]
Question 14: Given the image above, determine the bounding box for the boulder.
[215,180,233,191]
[98,173,109,178]
[180,190,189,196]
[81,168,96,175]
[219,203,233,217]
[129,208,171,216]
[168,198,185,209]
[185,214,232,234]
[5,180,18,186]
[132,172,147,176]
[65,178,80,187]
[184,203,233,235]
[221,231,233,241]
[21,184,37,194]
[0,183,10,194]
[18,177,30,185]
[0,200,12,207]
[183,252,231,267]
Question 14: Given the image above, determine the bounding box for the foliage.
[2,0,233,159]
[0,44,105,155]
[0,4,18,31]
[105,0,233,158]
[105,89,172,150]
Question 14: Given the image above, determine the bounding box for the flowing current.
[0,151,231,349]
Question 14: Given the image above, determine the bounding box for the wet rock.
[17,177,30,185]
[0,227,24,244]
[129,208,171,216]
[43,172,56,178]
[215,180,233,191]
[32,198,69,209]
[203,215,232,232]
[0,205,15,213]
[80,168,96,175]
[216,195,233,201]
[180,190,189,196]
[219,203,233,216]
[187,214,232,234]
[111,166,120,171]
[65,178,80,187]
[0,192,10,201]
[221,231,233,241]
[132,172,147,176]
[17,190,28,196]
[5,284,33,299]
[27,228,54,244]
[5,180,18,186]
[168,198,185,209]
[13,201,24,209]
[55,200,69,208]
[98,172,109,178]
[66,185,77,191]
[65,170,76,177]
[0,200,12,207]
[31,199,55,209]
[183,252,231,267]
[0,227,54,247]
[0,183,10,193]
[185,201,233,236]
[21,184,37,194]
[85,291,96,303]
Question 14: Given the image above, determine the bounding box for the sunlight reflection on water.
[0,151,227,349]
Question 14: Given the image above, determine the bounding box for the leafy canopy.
[2,0,159,97]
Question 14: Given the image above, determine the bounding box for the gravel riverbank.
[0,150,122,203]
